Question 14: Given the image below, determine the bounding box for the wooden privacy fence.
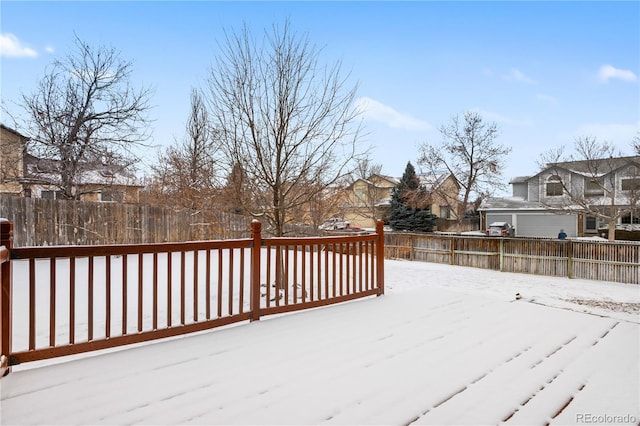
[0,194,254,246]
[385,233,639,284]
[0,219,385,372]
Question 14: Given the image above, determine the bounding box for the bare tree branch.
[418,111,511,229]
[206,21,363,236]
[147,88,221,212]
[18,35,153,199]
[538,136,639,241]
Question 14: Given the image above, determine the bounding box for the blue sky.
[1,1,638,194]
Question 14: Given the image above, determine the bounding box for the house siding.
[529,178,540,202]
[0,125,27,195]
[1,124,142,203]
[482,156,640,239]
[512,182,528,199]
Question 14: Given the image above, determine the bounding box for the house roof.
[551,156,639,174]
[509,176,530,184]
[532,156,640,179]
[479,196,548,211]
[376,174,400,185]
[509,156,640,186]
[0,123,29,141]
[419,172,455,191]
[347,174,399,189]
[24,154,141,187]
[348,172,458,196]
[480,196,587,212]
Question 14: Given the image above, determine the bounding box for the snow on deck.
[1,261,638,425]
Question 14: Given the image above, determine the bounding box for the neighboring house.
[419,173,461,221]
[480,156,640,238]
[0,123,142,203]
[342,174,399,229]
[0,124,28,195]
[341,173,461,229]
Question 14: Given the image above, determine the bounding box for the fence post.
[376,220,385,296]
[449,237,455,265]
[1,219,13,376]
[250,220,262,321]
[410,234,414,261]
[567,241,573,279]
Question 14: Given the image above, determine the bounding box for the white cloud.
[502,68,535,84]
[0,33,37,58]
[597,64,638,83]
[45,45,55,54]
[536,93,557,104]
[355,97,431,132]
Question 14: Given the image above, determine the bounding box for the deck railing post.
[376,220,385,296]
[250,220,262,321]
[1,219,14,375]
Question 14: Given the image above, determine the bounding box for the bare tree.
[219,162,253,215]
[418,111,511,230]
[148,89,220,212]
[18,35,152,199]
[538,136,640,241]
[305,175,350,234]
[206,21,362,236]
[633,132,640,155]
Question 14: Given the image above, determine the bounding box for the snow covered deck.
[1,261,638,425]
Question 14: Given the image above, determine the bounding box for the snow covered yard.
[1,259,638,425]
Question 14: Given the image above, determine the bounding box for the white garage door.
[515,214,577,237]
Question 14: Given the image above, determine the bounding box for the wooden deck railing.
[0,219,385,373]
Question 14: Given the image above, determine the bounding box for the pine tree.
[389,162,438,232]
[398,162,420,195]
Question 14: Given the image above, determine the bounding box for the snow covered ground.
[1,259,638,425]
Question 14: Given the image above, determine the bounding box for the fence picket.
[385,233,639,284]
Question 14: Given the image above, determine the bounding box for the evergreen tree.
[389,187,413,230]
[412,207,439,232]
[398,161,420,195]
[389,162,438,232]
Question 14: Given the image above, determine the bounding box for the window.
[41,190,63,200]
[621,178,640,191]
[440,205,451,219]
[546,175,563,196]
[585,215,598,231]
[101,190,124,203]
[584,178,604,196]
[621,213,640,224]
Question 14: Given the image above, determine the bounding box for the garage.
[484,211,578,238]
[513,213,577,238]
